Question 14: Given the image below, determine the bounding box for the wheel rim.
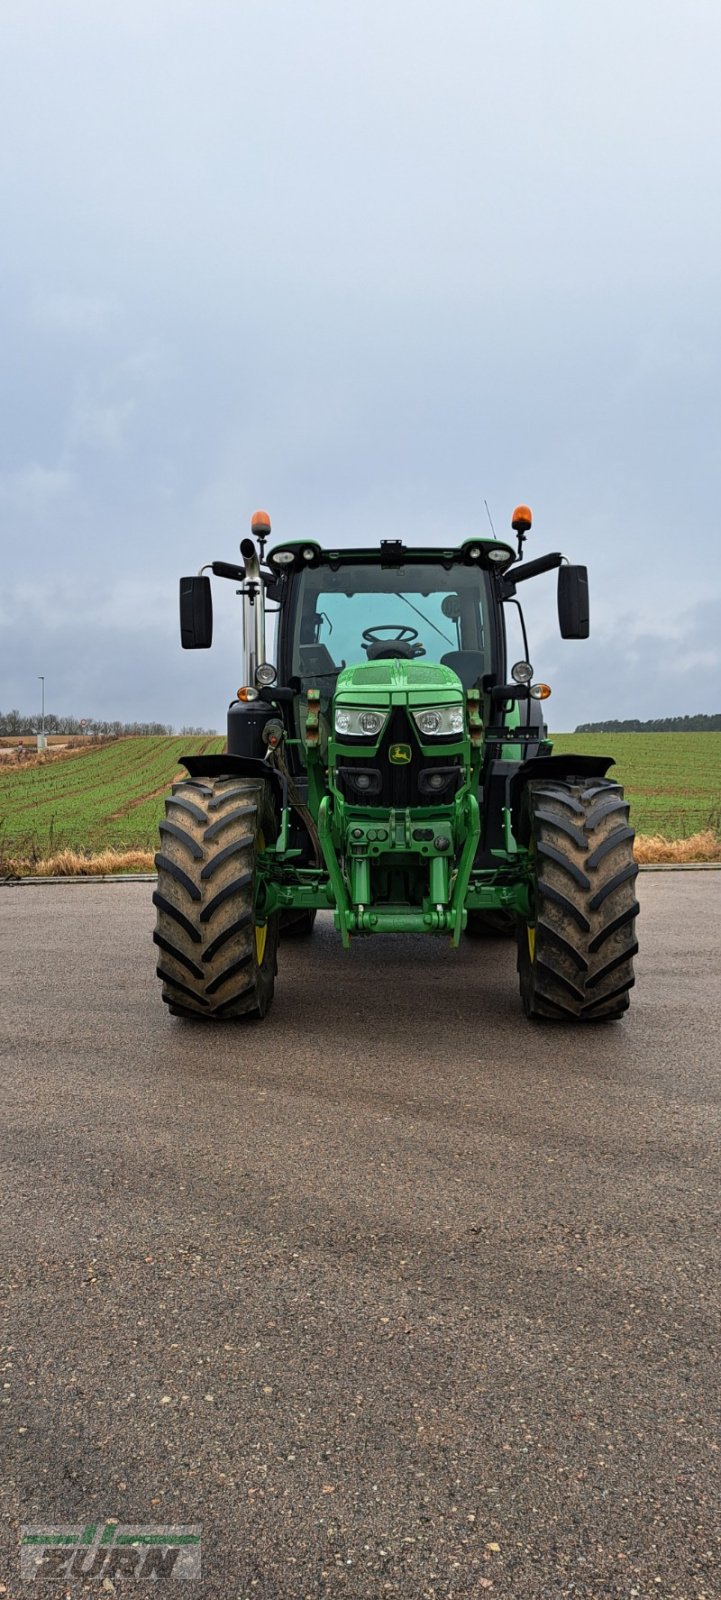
[255,828,267,965]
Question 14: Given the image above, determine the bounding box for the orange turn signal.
[511,504,533,534]
[237,686,259,702]
[529,682,551,700]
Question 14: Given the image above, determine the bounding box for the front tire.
[517,776,639,1021]
[153,776,279,1020]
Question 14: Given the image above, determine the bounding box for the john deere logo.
[389,743,411,764]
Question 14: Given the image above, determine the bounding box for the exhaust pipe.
[240,536,266,684]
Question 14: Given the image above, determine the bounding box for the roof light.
[512,504,533,534]
[488,547,511,564]
[251,509,271,537]
[302,547,315,561]
[272,549,295,567]
[467,545,481,559]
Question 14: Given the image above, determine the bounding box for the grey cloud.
[539,598,721,731]
[30,289,121,336]
[0,463,75,515]
[0,0,719,728]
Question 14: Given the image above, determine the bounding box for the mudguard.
[510,752,615,836]
[180,754,285,804]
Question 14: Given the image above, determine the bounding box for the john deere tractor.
[154,508,638,1022]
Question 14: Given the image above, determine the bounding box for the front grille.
[337,708,462,807]
[350,662,450,687]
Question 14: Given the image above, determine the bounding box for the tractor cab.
[286,541,496,674]
[276,540,503,758]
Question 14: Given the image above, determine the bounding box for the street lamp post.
[37,676,46,752]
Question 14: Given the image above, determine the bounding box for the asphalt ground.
[1,875,720,1599]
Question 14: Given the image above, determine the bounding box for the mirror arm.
[210,560,246,582]
[490,683,530,705]
[501,551,564,595]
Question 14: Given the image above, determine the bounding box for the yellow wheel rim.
[255,828,267,966]
[527,834,537,962]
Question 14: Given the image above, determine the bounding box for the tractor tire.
[516,776,638,1021]
[153,775,279,1020]
[280,909,317,938]
[465,909,516,938]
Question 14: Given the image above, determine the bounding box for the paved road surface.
[1,876,720,1598]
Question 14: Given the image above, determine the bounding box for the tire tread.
[153,778,278,1021]
[517,775,638,1023]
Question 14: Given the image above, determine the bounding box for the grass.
[0,735,224,867]
[6,847,158,875]
[0,731,718,873]
[633,830,720,863]
[549,731,721,840]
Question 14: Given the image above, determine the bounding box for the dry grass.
[2,835,719,877]
[0,739,113,771]
[2,847,156,877]
[633,829,721,864]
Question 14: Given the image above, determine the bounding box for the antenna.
[484,499,497,538]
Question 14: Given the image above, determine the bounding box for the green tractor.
[154,507,638,1022]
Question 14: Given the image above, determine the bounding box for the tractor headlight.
[334,705,389,739]
[412,705,464,737]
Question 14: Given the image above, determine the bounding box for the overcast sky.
[1,0,719,730]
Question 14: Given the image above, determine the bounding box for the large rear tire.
[517,776,638,1021]
[153,776,279,1020]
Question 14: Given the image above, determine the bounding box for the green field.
[550,732,721,838]
[0,732,719,862]
[0,736,224,858]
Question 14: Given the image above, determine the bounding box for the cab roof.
[267,537,516,572]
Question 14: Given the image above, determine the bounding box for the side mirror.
[179,576,213,649]
[558,564,589,639]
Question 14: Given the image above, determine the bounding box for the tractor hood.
[335,660,463,703]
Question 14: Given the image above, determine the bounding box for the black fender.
[510,753,615,839]
[180,754,285,805]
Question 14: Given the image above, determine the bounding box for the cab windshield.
[290,560,495,702]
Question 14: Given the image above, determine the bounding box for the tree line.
[575,714,721,733]
[0,710,217,737]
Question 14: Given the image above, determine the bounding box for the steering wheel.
[363,625,419,645]
[361,624,425,660]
